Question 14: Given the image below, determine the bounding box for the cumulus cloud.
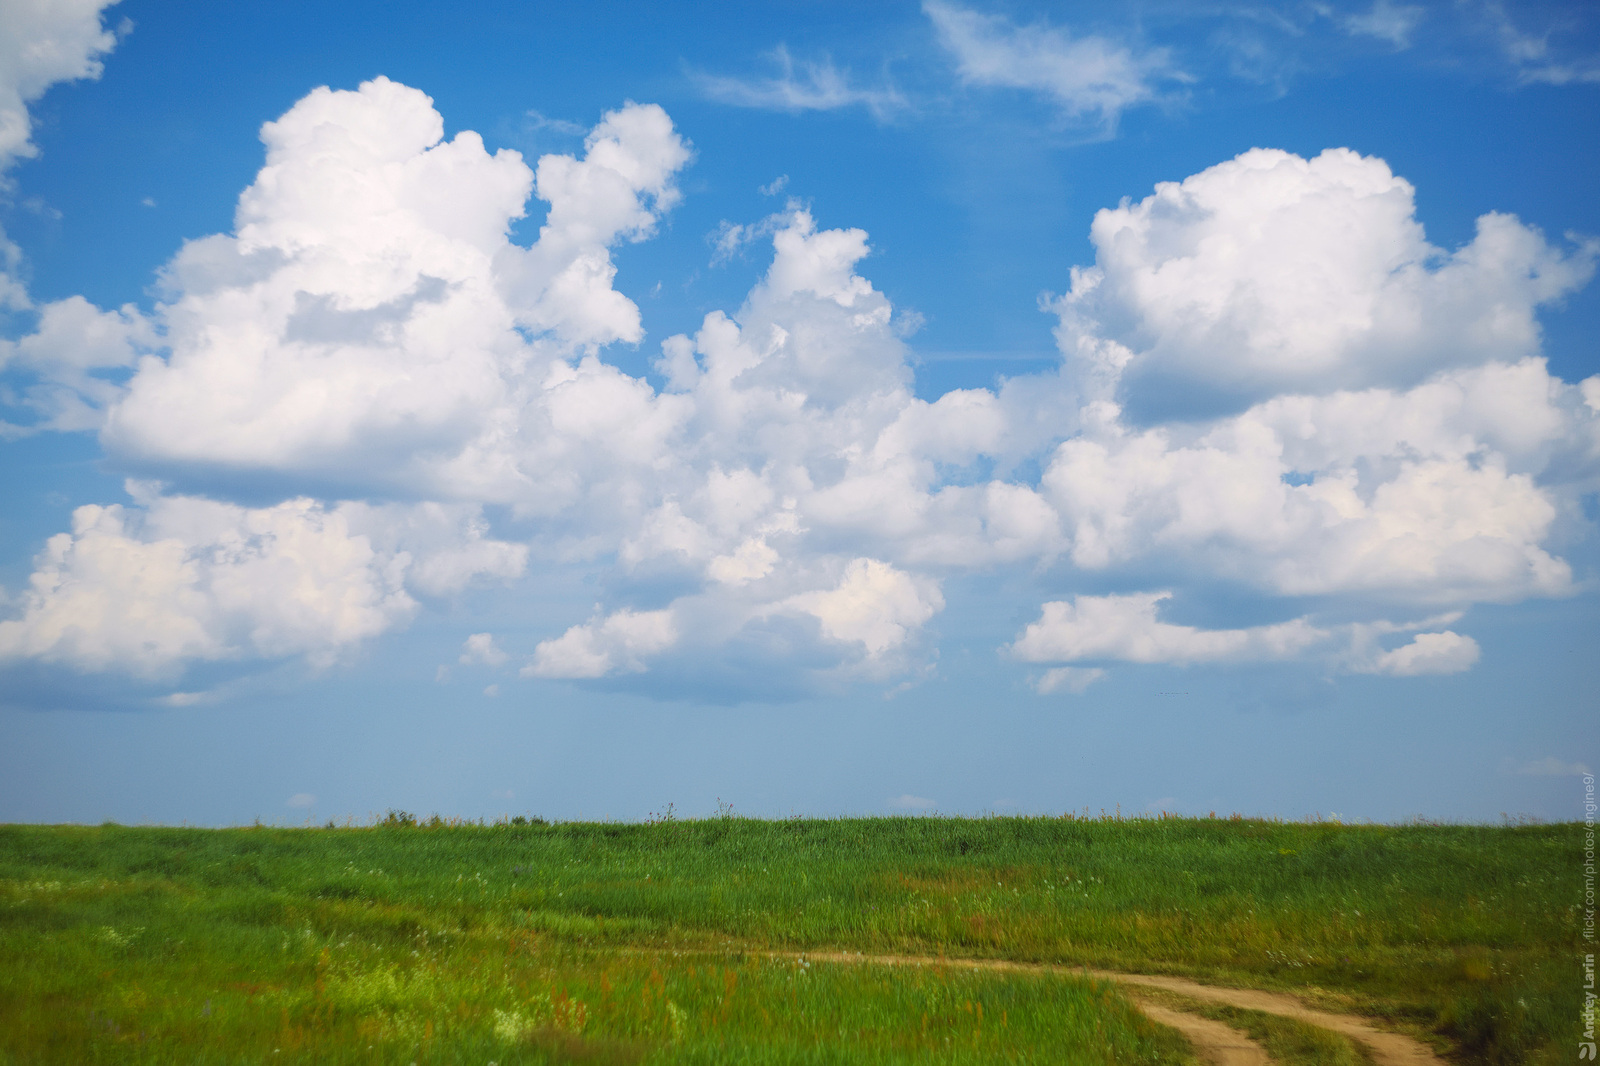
[0,2,152,436]
[1052,148,1595,414]
[0,479,530,677]
[523,608,677,679]
[460,632,507,667]
[340,502,526,597]
[1040,363,1582,604]
[924,1,1177,131]
[0,0,120,173]
[779,558,943,658]
[0,488,415,676]
[1010,592,1328,666]
[0,295,154,435]
[1010,595,1488,678]
[102,78,692,507]
[1035,146,1600,621]
[2,79,1595,698]
[695,46,904,119]
[1356,630,1480,676]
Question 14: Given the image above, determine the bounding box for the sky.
[1,0,1597,827]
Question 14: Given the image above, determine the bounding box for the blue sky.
[1,0,1596,826]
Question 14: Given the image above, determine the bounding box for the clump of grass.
[1435,949,1573,1066]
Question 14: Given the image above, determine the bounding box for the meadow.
[0,812,1581,1064]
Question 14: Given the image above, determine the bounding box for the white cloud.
[1357,630,1480,676]
[286,792,315,808]
[0,489,415,676]
[102,79,692,509]
[341,502,526,597]
[780,558,943,657]
[707,538,780,586]
[512,100,692,343]
[0,0,120,173]
[888,793,936,810]
[0,295,154,435]
[0,486,524,679]
[1035,146,1600,619]
[1052,148,1595,409]
[923,1,1177,131]
[708,207,792,266]
[1034,666,1105,694]
[1009,595,1490,677]
[523,607,677,679]
[156,690,213,707]
[3,80,1595,696]
[1040,360,1586,605]
[460,632,507,667]
[695,46,904,119]
[1010,592,1327,666]
[0,3,150,437]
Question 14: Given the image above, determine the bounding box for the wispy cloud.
[1343,0,1425,49]
[1506,756,1592,777]
[694,46,906,120]
[923,0,1181,132]
[1034,666,1105,695]
[155,690,215,707]
[1478,1,1600,85]
[708,204,794,266]
[522,109,586,136]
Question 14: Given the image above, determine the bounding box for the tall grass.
[0,814,1581,1063]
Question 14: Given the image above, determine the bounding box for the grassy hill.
[0,813,1579,1063]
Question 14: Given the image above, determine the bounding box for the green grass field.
[0,813,1583,1064]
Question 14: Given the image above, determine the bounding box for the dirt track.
[789,950,1447,1066]
[1088,969,1446,1066]
[1130,1000,1271,1065]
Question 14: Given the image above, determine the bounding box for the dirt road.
[1129,1000,1272,1065]
[1089,970,1446,1066]
[789,950,1447,1066]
